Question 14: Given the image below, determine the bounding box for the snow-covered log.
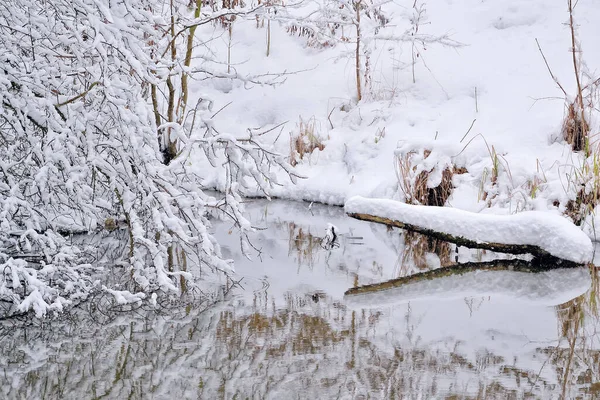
[345,196,593,264]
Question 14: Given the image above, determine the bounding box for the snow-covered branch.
[374,32,463,48]
[0,0,298,317]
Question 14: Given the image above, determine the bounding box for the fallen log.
[348,211,555,258]
[345,196,593,265]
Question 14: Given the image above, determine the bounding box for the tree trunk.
[178,0,203,123]
[354,0,362,102]
[266,19,271,57]
[163,0,178,164]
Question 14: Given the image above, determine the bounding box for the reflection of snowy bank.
[345,266,591,307]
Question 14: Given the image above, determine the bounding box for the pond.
[1,199,599,399]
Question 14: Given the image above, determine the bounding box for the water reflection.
[0,199,598,399]
[345,262,591,306]
[400,230,455,273]
[286,221,323,268]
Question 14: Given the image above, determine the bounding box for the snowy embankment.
[191,0,600,238]
[345,196,593,264]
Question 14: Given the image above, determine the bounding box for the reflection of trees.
[2,202,597,399]
[0,230,130,318]
[0,289,568,399]
[249,200,396,285]
[544,266,600,399]
[287,222,322,269]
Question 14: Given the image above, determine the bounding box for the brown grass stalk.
[289,117,325,166]
[396,149,455,207]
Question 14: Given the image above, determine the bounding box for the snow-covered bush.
[285,0,461,102]
[286,0,390,100]
[395,142,459,207]
[0,0,296,317]
[289,117,325,166]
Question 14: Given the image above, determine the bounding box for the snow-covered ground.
[191,0,600,237]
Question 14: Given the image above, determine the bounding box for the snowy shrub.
[285,0,461,102]
[394,138,537,213]
[0,0,296,317]
[536,0,600,226]
[394,143,458,207]
[289,117,325,166]
[285,0,390,100]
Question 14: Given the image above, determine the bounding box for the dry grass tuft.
[566,189,587,227]
[396,149,456,207]
[425,168,454,207]
[566,151,600,225]
[562,101,590,154]
[290,117,325,166]
[479,144,501,204]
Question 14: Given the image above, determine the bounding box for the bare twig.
[535,38,568,97]
[55,81,100,107]
[460,119,476,143]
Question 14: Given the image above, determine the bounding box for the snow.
[103,286,146,304]
[17,290,50,318]
[192,0,600,240]
[345,195,593,263]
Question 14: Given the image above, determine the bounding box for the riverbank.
[191,0,600,238]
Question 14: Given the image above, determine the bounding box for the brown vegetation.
[396,149,456,207]
[562,101,590,154]
[287,222,322,267]
[289,117,325,166]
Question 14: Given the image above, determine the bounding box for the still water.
[1,199,599,399]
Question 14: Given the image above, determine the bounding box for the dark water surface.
[1,199,598,399]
